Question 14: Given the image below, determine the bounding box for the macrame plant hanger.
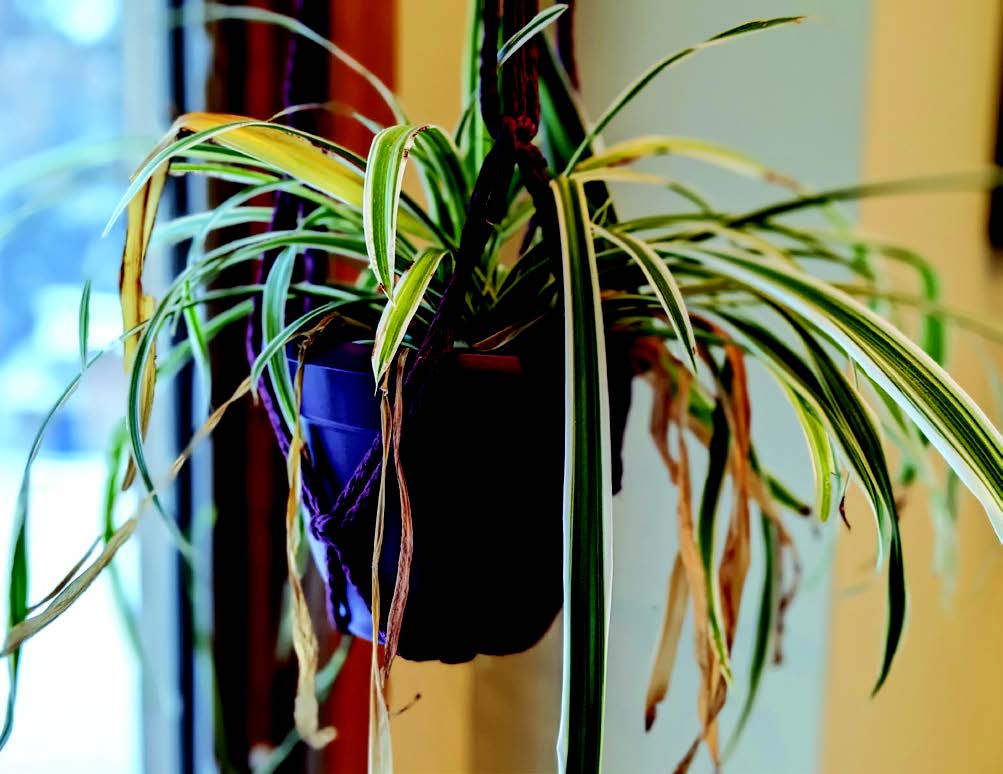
[247,0,568,631]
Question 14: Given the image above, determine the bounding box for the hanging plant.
[3,1,1002,772]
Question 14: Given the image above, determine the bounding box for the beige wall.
[822,1,1003,772]
[389,2,475,773]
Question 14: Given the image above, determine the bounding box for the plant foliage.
[3,2,1002,772]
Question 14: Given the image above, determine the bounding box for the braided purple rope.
[248,0,560,627]
[311,0,557,616]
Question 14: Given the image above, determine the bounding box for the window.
[0,2,180,771]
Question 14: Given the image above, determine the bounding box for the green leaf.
[259,246,300,431]
[364,124,433,297]
[101,423,145,664]
[158,299,255,380]
[122,275,199,556]
[716,307,907,690]
[717,310,897,558]
[593,224,698,371]
[3,348,104,751]
[538,39,596,169]
[153,206,273,247]
[730,169,1003,229]
[411,127,468,244]
[767,225,948,364]
[725,515,777,758]
[371,248,449,383]
[678,245,1003,539]
[552,176,613,774]
[182,283,212,409]
[497,4,567,65]
[250,300,362,392]
[781,312,906,692]
[699,391,735,684]
[78,280,92,373]
[564,16,805,170]
[785,388,837,522]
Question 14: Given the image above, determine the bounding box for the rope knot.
[501,114,539,151]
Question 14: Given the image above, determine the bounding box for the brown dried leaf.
[284,360,336,750]
[24,536,101,615]
[715,340,752,652]
[119,164,168,490]
[2,518,138,656]
[369,385,394,774]
[668,367,723,757]
[671,734,703,774]
[644,553,689,731]
[382,350,412,682]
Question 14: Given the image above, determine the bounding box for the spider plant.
[3,2,1002,772]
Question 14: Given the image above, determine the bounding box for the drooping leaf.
[575,135,797,190]
[253,635,354,774]
[674,245,1003,538]
[595,224,698,371]
[724,515,778,758]
[698,393,734,686]
[552,176,614,774]
[371,248,449,383]
[717,310,897,559]
[712,345,754,659]
[284,356,337,749]
[670,367,725,766]
[78,280,91,373]
[785,389,837,522]
[370,385,395,774]
[364,124,433,296]
[4,377,250,660]
[644,554,690,730]
[782,312,907,692]
[383,351,413,682]
[259,246,300,432]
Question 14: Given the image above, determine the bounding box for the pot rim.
[293,340,524,377]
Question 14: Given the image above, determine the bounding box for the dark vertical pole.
[989,21,1003,248]
[208,2,314,770]
[167,2,196,773]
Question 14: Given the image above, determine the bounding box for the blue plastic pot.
[297,340,566,663]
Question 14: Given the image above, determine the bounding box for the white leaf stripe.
[497,4,568,66]
[261,247,299,432]
[594,224,698,371]
[551,176,612,774]
[364,124,431,298]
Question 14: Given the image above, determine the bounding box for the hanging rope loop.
[290,0,584,628]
